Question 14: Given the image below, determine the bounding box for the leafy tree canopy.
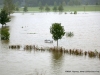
[53,6,57,12]
[50,23,65,47]
[0,9,10,27]
[23,6,28,12]
[45,4,50,12]
[58,4,64,12]
[39,1,44,12]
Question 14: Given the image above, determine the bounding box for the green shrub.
[66,32,74,37]
[74,11,77,14]
[1,28,10,40]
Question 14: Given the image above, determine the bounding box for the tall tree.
[53,6,57,12]
[45,4,50,12]
[50,23,65,48]
[39,1,44,12]
[23,6,28,12]
[53,1,57,12]
[3,0,15,15]
[58,4,64,12]
[0,9,10,27]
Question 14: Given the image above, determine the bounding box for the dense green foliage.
[45,4,50,12]
[50,23,65,47]
[39,1,44,12]
[53,6,57,12]
[0,9,10,27]
[15,7,19,11]
[10,5,100,12]
[1,27,10,40]
[58,4,64,12]
[66,32,74,37]
[23,6,28,12]
[74,11,77,14]
[0,0,100,7]
[0,0,100,12]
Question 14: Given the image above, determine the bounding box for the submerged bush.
[66,32,74,37]
[1,27,10,40]
[74,11,77,14]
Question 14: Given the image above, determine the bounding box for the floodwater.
[0,12,100,75]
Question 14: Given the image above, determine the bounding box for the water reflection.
[52,51,63,60]
[1,40,9,44]
[51,51,64,75]
[24,48,33,53]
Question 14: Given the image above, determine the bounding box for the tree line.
[0,0,100,7]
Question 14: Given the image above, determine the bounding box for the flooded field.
[0,12,100,75]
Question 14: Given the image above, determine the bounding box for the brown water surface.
[0,12,100,75]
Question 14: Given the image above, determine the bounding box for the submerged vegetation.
[74,11,77,14]
[0,9,10,40]
[66,32,74,37]
[13,5,100,12]
[1,27,10,40]
[9,44,100,59]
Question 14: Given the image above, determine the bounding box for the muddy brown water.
[0,12,100,75]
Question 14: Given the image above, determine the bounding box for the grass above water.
[18,5,100,12]
[0,5,100,12]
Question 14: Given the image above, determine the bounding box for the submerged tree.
[66,32,74,37]
[50,23,65,48]
[0,9,10,27]
[1,27,10,40]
